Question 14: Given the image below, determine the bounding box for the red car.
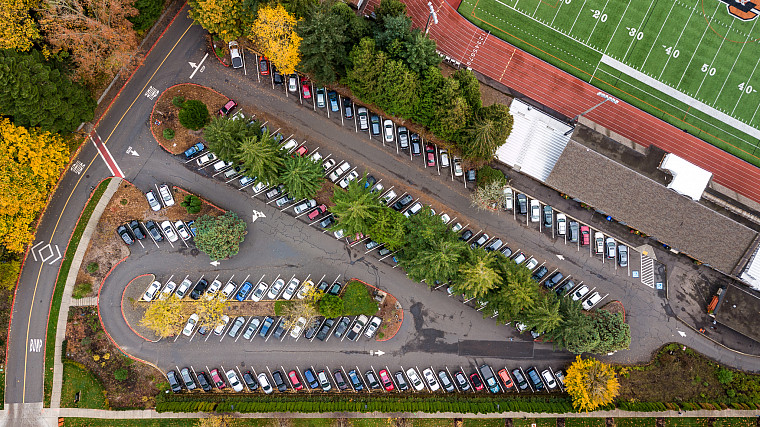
[307,204,327,220]
[288,370,303,391]
[425,144,436,167]
[210,369,226,389]
[293,145,308,156]
[302,81,311,99]
[218,100,237,116]
[379,369,395,391]
[470,372,484,391]
[258,56,269,75]
[498,369,514,390]
[580,225,590,246]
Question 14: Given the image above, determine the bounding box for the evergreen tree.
[401,30,441,75]
[522,295,562,335]
[297,1,348,84]
[346,38,385,104]
[235,130,285,186]
[279,155,324,200]
[453,248,501,299]
[329,177,385,236]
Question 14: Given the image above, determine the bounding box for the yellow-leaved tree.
[194,294,230,329]
[250,4,301,75]
[565,355,620,412]
[0,119,69,253]
[189,0,244,42]
[139,296,186,338]
[0,0,40,51]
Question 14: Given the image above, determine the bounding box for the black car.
[517,193,528,215]
[272,319,286,338]
[545,272,564,288]
[319,215,334,229]
[167,370,182,393]
[543,205,553,228]
[116,225,134,245]
[129,220,146,240]
[410,133,421,156]
[511,369,529,390]
[370,114,381,135]
[197,371,212,392]
[525,367,544,391]
[333,316,351,338]
[272,65,283,85]
[327,282,342,296]
[465,169,476,182]
[317,281,330,293]
[304,317,322,340]
[343,97,353,118]
[243,371,259,391]
[531,266,548,282]
[459,229,473,241]
[145,220,163,242]
[392,194,413,211]
[364,175,376,189]
[395,371,409,391]
[272,370,288,392]
[555,279,575,296]
[327,90,339,112]
[315,318,335,341]
[190,278,209,300]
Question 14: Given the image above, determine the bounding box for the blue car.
[183,142,205,159]
[328,91,339,112]
[348,369,364,391]
[235,281,253,301]
[259,316,274,338]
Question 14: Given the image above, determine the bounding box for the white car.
[196,152,217,166]
[405,368,425,391]
[583,292,602,310]
[288,75,297,92]
[220,282,237,300]
[310,151,322,162]
[383,119,394,142]
[174,220,191,241]
[258,373,273,394]
[175,278,192,299]
[541,370,558,389]
[142,281,161,301]
[338,170,359,189]
[228,41,243,69]
[322,158,336,171]
[280,139,298,153]
[252,181,267,193]
[364,316,382,338]
[530,200,541,222]
[207,279,222,295]
[213,315,230,335]
[293,199,316,215]
[333,229,345,239]
[182,313,199,336]
[403,202,422,218]
[145,191,161,211]
[381,190,397,204]
[594,232,605,254]
[296,279,315,299]
[451,222,463,232]
[572,285,590,301]
[158,281,177,300]
[453,158,463,177]
[267,278,285,299]
[160,221,178,242]
[503,187,513,210]
[556,213,567,235]
[158,184,174,207]
[371,182,384,194]
[281,278,300,300]
[439,149,450,167]
[328,161,350,182]
[250,281,268,302]
[440,213,450,223]
[290,316,308,338]
[226,369,244,392]
[357,107,369,130]
[525,257,538,270]
[422,368,440,391]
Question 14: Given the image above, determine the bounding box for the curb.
[173,186,226,213]
[117,273,160,343]
[347,278,403,342]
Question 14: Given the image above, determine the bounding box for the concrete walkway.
[49,178,122,410]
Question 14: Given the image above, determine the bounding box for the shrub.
[476,165,507,188]
[341,281,379,316]
[178,100,210,130]
[172,96,185,108]
[86,262,99,274]
[129,0,165,32]
[114,368,128,381]
[716,368,734,385]
[0,259,21,290]
[318,294,343,318]
[163,128,175,140]
[180,195,202,214]
[72,282,92,299]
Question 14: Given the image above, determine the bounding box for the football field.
[459,0,760,167]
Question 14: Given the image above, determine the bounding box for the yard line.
[567,0,589,35]
[550,0,568,27]
[532,0,542,16]
[622,0,658,60]
[640,0,679,69]
[602,0,634,52]
[676,2,721,89]
[713,18,759,106]
[693,18,734,97]
[748,95,760,127]
[657,1,698,80]
[731,55,760,115]
[585,0,610,45]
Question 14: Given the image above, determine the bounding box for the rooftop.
[714,284,760,344]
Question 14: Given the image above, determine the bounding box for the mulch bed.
[375,290,403,341]
[601,300,625,320]
[151,84,229,155]
[64,306,160,408]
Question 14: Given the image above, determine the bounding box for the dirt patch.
[375,290,402,341]
[151,84,230,155]
[64,306,160,408]
[601,301,625,320]
[77,182,222,298]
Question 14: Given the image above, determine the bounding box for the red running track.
[364,0,760,204]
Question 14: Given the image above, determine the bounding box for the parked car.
[511,369,529,390]
[410,133,422,156]
[182,313,199,336]
[364,316,382,338]
[530,200,541,222]
[500,245,513,257]
[116,225,134,245]
[605,237,616,259]
[503,187,513,210]
[343,97,353,119]
[315,318,335,341]
[370,114,381,135]
[397,126,409,149]
[357,107,369,130]
[258,56,269,75]
[525,257,538,270]
[328,161,351,182]
[618,245,628,267]
[333,316,351,339]
[469,372,484,391]
[159,281,177,300]
[265,184,285,199]
[196,152,217,167]
[267,278,285,299]
[454,371,470,391]
[145,190,161,211]
[438,370,455,392]
[470,233,489,249]
[175,279,192,299]
[289,370,304,391]
[459,229,474,242]
[183,142,205,159]
[595,232,605,254]
[332,369,348,391]
[465,169,476,182]
[218,100,237,116]
[167,370,182,393]
[395,371,410,391]
[259,316,274,338]
[424,144,436,167]
[556,213,566,235]
[497,369,514,390]
[319,215,334,229]
[392,194,413,211]
[543,205,553,228]
[545,272,564,288]
[517,193,528,215]
[346,315,368,341]
[571,285,590,301]
[453,157,463,176]
[258,373,273,394]
[189,278,209,300]
[479,365,500,393]
[272,65,283,85]
[243,371,258,391]
[303,368,319,389]
[555,280,575,296]
[142,281,161,301]
[327,281,342,296]
[235,281,254,301]
[532,266,548,282]
[287,74,298,92]
[583,292,602,310]
[406,368,424,391]
[554,369,567,388]
[174,221,191,241]
[213,315,230,335]
[160,220,178,242]
[338,170,359,189]
[318,370,332,391]
[228,41,243,68]
[439,149,450,167]
[197,371,212,392]
[513,252,527,264]
[307,204,327,220]
[290,316,308,338]
[227,316,245,338]
[422,368,440,391]
[525,367,544,391]
[568,221,579,242]
[382,119,394,143]
[327,90,339,112]
[316,88,326,108]
[403,201,422,217]
[581,225,590,245]
[225,370,243,392]
[281,278,300,300]
[347,370,364,391]
[293,199,316,215]
[541,370,558,390]
[144,220,163,242]
[242,317,261,340]
[364,370,380,390]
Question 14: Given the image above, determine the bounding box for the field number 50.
[592,9,608,22]
[702,64,716,76]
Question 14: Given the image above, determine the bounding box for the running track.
[364,0,760,205]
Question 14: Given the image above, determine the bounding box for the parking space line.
[297,366,310,393]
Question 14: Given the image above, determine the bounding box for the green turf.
[613,418,657,427]
[564,418,606,427]
[712,419,759,427]
[663,418,710,427]
[64,419,278,427]
[463,419,503,427]
[60,361,107,409]
[512,418,556,427]
[459,0,760,167]
[291,419,337,427]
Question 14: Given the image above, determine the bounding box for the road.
[6,1,760,414]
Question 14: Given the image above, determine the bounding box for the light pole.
[425,2,438,34]
[564,91,619,136]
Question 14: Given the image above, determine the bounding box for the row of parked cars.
[168,363,566,394]
[117,218,192,246]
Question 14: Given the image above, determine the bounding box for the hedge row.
[617,401,760,411]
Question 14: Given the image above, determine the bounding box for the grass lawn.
[348,420,395,427]
[64,419,277,427]
[565,419,606,427]
[713,419,758,427]
[512,418,556,427]
[664,419,710,427]
[291,419,338,427]
[614,418,656,427]
[412,420,454,427]
[463,419,503,427]
[60,361,107,409]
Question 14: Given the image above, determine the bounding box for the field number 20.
[592,9,608,22]
[701,64,716,76]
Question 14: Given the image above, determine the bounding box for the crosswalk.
[640,254,655,288]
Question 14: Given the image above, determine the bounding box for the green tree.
[329,177,384,236]
[367,207,406,251]
[235,130,285,186]
[297,1,348,84]
[375,14,412,54]
[194,211,248,260]
[0,49,95,133]
[204,115,261,162]
[482,254,541,321]
[401,31,440,75]
[346,38,385,104]
[129,0,166,31]
[452,69,482,110]
[189,0,245,41]
[281,0,316,19]
[591,310,630,354]
[318,294,343,318]
[522,295,562,335]
[460,103,514,161]
[342,281,379,316]
[181,195,203,214]
[330,2,371,50]
[376,59,418,117]
[476,165,506,187]
[453,248,501,299]
[373,0,407,26]
[411,66,445,126]
[178,100,210,130]
[546,298,599,354]
[279,155,324,200]
[402,238,468,285]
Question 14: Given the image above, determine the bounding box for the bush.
[318,294,343,318]
[0,259,20,290]
[129,0,165,31]
[274,301,290,316]
[114,368,128,381]
[178,100,210,130]
[476,165,507,188]
[180,195,202,214]
[72,282,92,299]
[86,262,99,274]
[172,96,185,108]
[716,368,734,385]
[342,281,379,316]
[163,128,175,140]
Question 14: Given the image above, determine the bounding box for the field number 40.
[701,64,716,76]
[664,46,679,58]
[738,82,756,94]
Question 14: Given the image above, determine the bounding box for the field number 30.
[592,9,608,22]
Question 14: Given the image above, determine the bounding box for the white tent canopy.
[660,153,712,201]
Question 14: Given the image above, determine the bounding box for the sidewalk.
[50,178,122,409]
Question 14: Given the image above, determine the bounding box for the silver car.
[293,199,316,215]
[383,119,394,143]
[267,278,285,299]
